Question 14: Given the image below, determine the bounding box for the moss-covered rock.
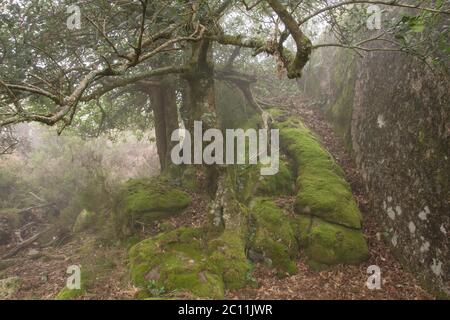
[127,167,254,298]
[121,178,191,218]
[293,216,368,268]
[277,122,346,178]
[295,170,361,229]
[249,198,298,275]
[207,231,252,289]
[267,114,369,269]
[256,157,294,196]
[129,227,225,299]
[277,120,361,229]
[114,178,192,236]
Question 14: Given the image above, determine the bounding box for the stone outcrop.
[299,37,449,296]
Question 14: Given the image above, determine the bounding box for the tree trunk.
[183,39,218,131]
[140,81,179,171]
[181,39,221,192]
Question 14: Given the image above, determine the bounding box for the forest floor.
[0,100,433,300]
[0,193,211,299]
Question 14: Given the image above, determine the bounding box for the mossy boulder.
[120,178,191,218]
[115,178,192,236]
[249,198,298,275]
[276,119,345,177]
[129,225,253,298]
[269,114,368,269]
[256,157,294,196]
[277,119,362,229]
[207,231,252,289]
[293,216,368,268]
[129,227,225,299]
[295,169,361,229]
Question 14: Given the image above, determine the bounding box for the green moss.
[55,267,91,300]
[135,289,151,299]
[291,215,311,245]
[265,108,286,120]
[295,170,361,229]
[294,216,368,268]
[166,271,224,298]
[129,224,252,298]
[207,231,252,289]
[249,198,298,275]
[229,164,261,203]
[55,287,85,300]
[129,227,225,299]
[129,228,201,286]
[121,178,191,217]
[277,123,345,177]
[269,114,369,269]
[257,157,294,196]
[276,120,361,229]
[125,235,141,250]
[114,178,192,237]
